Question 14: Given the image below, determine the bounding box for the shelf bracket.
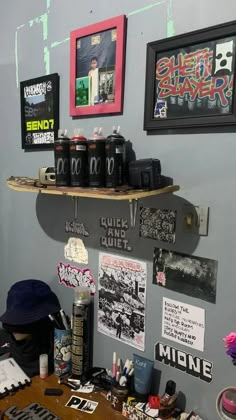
[129,199,138,229]
[72,197,79,220]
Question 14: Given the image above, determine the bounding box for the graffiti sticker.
[57,262,96,295]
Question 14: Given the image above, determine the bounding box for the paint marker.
[122,359,130,376]
[68,378,81,384]
[112,352,117,378]
[128,367,134,377]
[60,309,70,330]
[117,358,121,374]
[59,378,79,390]
[119,375,127,387]
[126,360,133,376]
[48,314,61,329]
[116,371,121,384]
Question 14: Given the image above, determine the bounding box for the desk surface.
[0,375,124,419]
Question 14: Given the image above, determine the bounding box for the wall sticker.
[162,297,205,352]
[140,207,176,244]
[65,220,89,237]
[64,237,88,264]
[66,396,98,414]
[98,253,146,351]
[57,262,96,295]
[20,73,59,150]
[5,403,59,419]
[100,217,132,252]
[155,342,213,383]
[153,248,218,304]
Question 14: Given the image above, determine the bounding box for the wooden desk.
[0,375,124,419]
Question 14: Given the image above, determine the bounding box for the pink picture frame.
[70,15,127,117]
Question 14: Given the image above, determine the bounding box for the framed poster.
[20,73,59,149]
[70,15,126,117]
[144,20,236,132]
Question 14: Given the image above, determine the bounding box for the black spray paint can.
[72,287,92,377]
[69,129,88,187]
[106,126,126,188]
[54,129,70,186]
[87,127,106,188]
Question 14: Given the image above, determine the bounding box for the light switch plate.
[183,205,209,236]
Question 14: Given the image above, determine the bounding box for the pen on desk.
[68,378,81,385]
[60,309,70,330]
[48,314,61,329]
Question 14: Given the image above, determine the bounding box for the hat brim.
[0,302,61,325]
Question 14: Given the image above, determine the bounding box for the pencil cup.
[111,385,129,412]
[54,328,72,376]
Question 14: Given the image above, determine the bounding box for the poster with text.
[98,253,147,351]
[20,73,59,149]
[162,297,205,351]
[153,248,218,304]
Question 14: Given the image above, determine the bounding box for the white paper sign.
[162,297,205,352]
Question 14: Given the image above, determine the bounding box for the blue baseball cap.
[0,279,61,325]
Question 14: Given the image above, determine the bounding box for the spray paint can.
[105,126,126,188]
[54,129,70,186]
[72,287,92,377]
[87,127,106,188]
[69,129,88,187]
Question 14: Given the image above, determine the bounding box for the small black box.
[128,159,161,189]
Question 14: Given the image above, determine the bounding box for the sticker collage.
[59,207,218,384]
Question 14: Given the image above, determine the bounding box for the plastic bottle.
[39,354,48,379]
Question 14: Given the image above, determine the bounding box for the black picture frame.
[144,20,236,132]
[20,73,59,149]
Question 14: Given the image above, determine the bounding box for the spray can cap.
[74,286,91,303]
[71,128,86,140]
[112,125,121,134]
[58,129,69,138]
[107,125,124,142]
[89,127,105,140]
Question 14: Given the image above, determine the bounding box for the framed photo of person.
[70,15,127,117]
[20,73,59,149]
[144,20,236,132]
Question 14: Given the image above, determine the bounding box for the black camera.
[128,159,162,190]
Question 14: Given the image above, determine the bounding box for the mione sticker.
[154,342,213,383]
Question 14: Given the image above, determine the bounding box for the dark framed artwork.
[20,73,59,150]
[153,248,218,304]
[70,15,126,117]
[144,20,236,132]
